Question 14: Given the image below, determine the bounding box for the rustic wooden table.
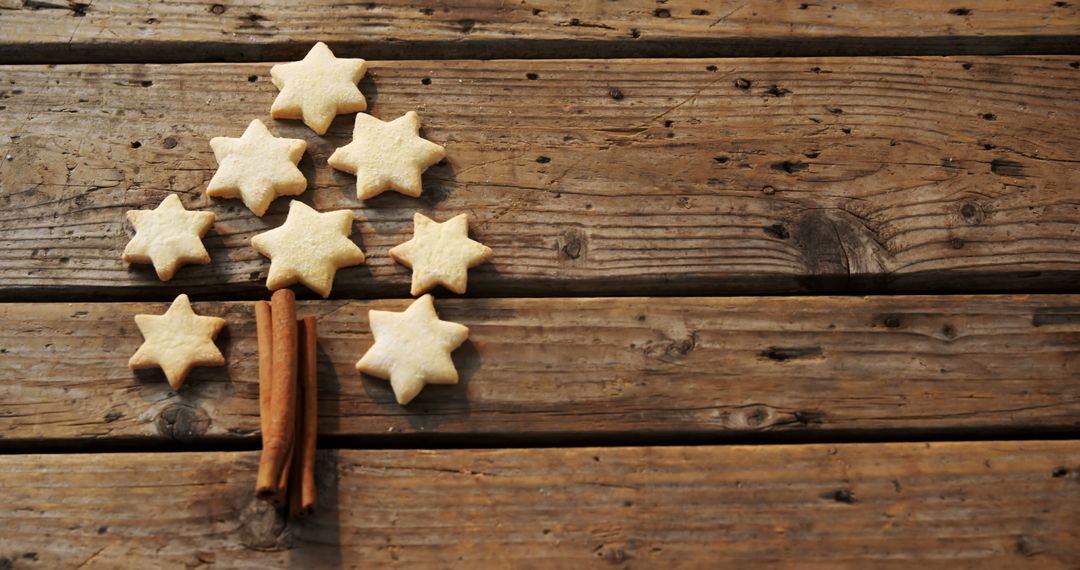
[1,1,1079,567]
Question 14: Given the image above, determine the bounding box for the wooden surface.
[3,56,1079,301]
[1,0,1078,63]
[4,2,1079,566]
[1,295,1077,446]
[1,441,1077,568]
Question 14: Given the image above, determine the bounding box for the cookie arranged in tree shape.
[270,42,368,135]
[122,194,215,281]
[119,42,490,411]
[328,111,446,200]
[207,119,308,217]
[390,212,492,296]
[355,294,469,405]
[129,294,227,391]
[250,200,366,298]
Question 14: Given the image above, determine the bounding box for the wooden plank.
[1,441,1077,567]
[0,0,1078,63]
[2,295,1077,446]
[1,57,1078,300]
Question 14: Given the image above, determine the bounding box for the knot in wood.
[959,202,984,224]
[155,403,210,439]
[665,333,697,358]
[638,331,698,361]
[764,224,789,239]
[238,495,288,550]
[730,405,778,430]
[559,229,586,260]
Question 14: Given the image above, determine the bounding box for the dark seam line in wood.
[2,285,1079,304]
[4,428,1080,456]
[0,35,1079,65]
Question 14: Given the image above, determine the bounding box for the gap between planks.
[5,430,1080,457]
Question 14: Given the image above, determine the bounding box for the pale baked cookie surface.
[327,111,445,200]
[270,42,368,135]
[390,212,492,296]
[250,200,366,298]
[355,294,469,405]
[129,294,226,391]
[207,119,308,217]
[122,194,215,281]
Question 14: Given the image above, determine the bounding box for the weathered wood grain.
[1,57,1078,300]
[1,295,1077,446]
[1,441,1078,567]
[0,0,1078,63]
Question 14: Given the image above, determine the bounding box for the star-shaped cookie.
[250,200,366,298]
[270,41,368,135]
[122,194,216,281]
[390,213,492,296]
[129,294,226,391]
[207,119,308,217]
[356,294,469,405]
[327,111,446,200]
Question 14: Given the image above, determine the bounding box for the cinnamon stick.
[254,301,275,500]
[271,426,295,508]
[288,326,307,516]
[263,300,293,505]
[298,315,318,515]
[272,329,299,507]
[255,289,298,500]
